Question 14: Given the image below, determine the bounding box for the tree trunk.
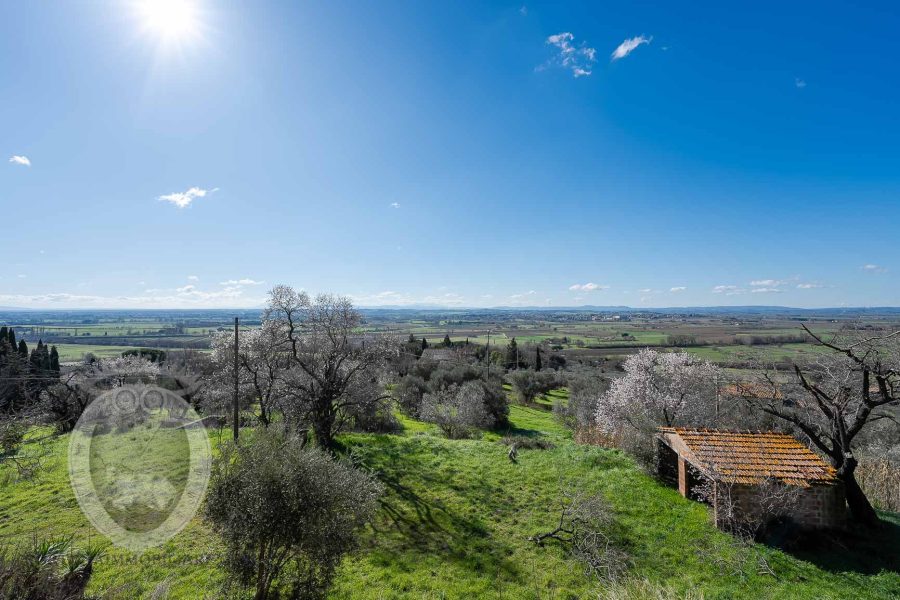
[312,405,336,453]
[838,458,879,526]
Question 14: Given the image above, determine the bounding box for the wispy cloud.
[568,282,607,292]
[519,6,527,16]
[795,78,807,89]
[158,186,218,208]
[751,287,781,294]
[187,275,199,281]
[749,279,786,287]
[611,35,651,61]
[510,290,537,299]
[0,286,266,309]
[219,278,264,286]
[8,155,31,167]
[670,286,686,293]
[861,264,887,273]
[544,32,597,78]
[712,285,746,295]
[390,202,400,209]
[797,283,823,289]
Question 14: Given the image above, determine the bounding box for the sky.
[1,0,898,309]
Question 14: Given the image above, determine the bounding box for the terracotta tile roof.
[657,427,837,487]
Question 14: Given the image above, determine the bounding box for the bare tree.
[209,322,290,427]
[736,325,900,525]
[264,286,396,451]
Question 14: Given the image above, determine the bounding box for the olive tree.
[264,286,396,450]
[205,428,382,599]
[419,381,494,439]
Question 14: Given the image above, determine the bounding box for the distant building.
[656,427,846,531]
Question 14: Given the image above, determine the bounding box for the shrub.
[0,419,27,456]
[204,428,382,599]
[500,435,555,450]
[0,537,103,600]
[420,381,494,439]
[396,364,509,427]
[392,375,429,417]
[554,372,609,430]
[508,370,558,405]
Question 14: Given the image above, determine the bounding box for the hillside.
[1,401,898,599]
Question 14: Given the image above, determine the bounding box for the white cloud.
[510,290,537,299]
[219,278,264,286]
[712,285,746,295]
[751,287,781,293]
[611,35,652,61]
[158,186,217,208]
[749,279,785,287]
[544,32,597,78]
[670,286,686,293]
[187,275,199,281]
[389,202,400,209]
[861,264,887,273]
[795,78,807,88]
[638,288,652,293]
[568,282,607,292]
[8,155,31,167]
[797,283,823,289]
[0,285,266,309]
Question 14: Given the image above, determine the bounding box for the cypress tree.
[535,346,542,371]
[50,346,60,374]
[17,339,28,358]
[443,334,452,347]
[8,328,16,349]
[421,337,428,350]
[506,338,518,369]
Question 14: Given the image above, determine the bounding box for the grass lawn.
[1,401,898,598]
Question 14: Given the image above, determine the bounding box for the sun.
[137,0,199,41]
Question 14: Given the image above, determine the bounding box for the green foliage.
[508,369,558,404]
[204,428,382,599]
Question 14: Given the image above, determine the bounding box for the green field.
[1,399,898,598]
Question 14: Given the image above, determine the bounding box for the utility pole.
[233,316,239,441]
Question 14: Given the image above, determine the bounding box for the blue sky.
[1,1,898,309]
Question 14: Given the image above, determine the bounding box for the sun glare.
[137,0,199,41]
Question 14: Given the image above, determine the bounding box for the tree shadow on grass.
[346,437,523,581]
[774,513,900,575]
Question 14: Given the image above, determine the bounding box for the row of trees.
[0,327,60,414]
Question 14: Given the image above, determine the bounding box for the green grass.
[1,404,898,598]
[48,344,144,361]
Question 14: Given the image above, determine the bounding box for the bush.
[0,537,103,600]
[554,372,609,430]
[0,419,27,456]
[420,381,494,439]
[393,375,429,417]
[204,428,382,599]
[508,370,558,404]
[395,364,509,427]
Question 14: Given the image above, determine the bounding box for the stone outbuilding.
[656,427,846,530]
